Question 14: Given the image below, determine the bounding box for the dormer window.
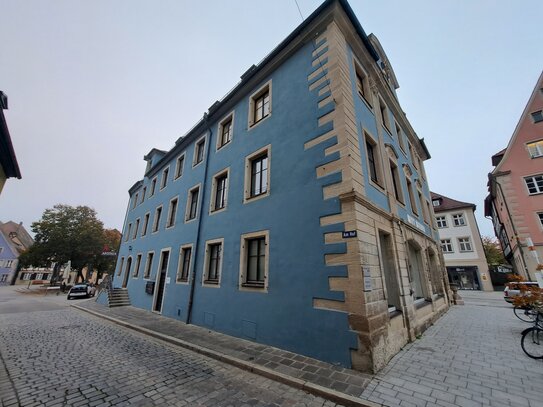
[432,199,441,207]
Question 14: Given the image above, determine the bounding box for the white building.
[431,192,493,291]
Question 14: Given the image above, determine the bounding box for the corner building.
[111,0,449,373]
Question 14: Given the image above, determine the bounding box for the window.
[418,191,429,223]
[217,114,234,149]
[248,81,272,127]
[441,239,453,253]
[408,143,418,169]
[194,137,205,166]
[432,199,441,207]
[176,245,192,282]
[132,193,139,209]
[240,231,269,290]
[150,177,157,197]
[175,154,185,179]
[0,274,7,283]
[141,213,150,236]
[143,252,154,279]
[379,99,391,133]
[458,237,473,252]
[118,257,125,276]
[452,213,466,227]
[125,223,132,242]
[186,186,200,221]
[166,197,178,228]
[390,161,404,204]
[436,216,447,228]
[211,170,228,213]
[365,135,381,186]
[160,167,169,190]
[355,65,372,107]
[525,175,543,194]
[538,212,543,228]
[133,254,142,278]
[204,241,222,285]
[406,178,418,215]
[141,187,146,204]
[132,218,140,240]
[245,146,271,202]
[6,260,13,268]
[395,122,406,152]
[531,110,543,123]
[152,206,162,232]
[407,241,428,301]
[527,140,543,158]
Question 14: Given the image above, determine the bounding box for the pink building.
[485,71,543,281]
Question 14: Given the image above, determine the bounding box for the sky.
[0,0,542,238]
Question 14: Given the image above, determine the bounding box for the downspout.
[186,114,212,324]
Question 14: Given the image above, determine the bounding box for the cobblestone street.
[0,290,342,407]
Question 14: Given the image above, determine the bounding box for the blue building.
[0,221,33,285]
[108,0,449,373]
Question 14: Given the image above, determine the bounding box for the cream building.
[431,192,493,291]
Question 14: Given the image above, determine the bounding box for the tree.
[481,236,506,266]
[20,204,105,283]
[92,228,122,282]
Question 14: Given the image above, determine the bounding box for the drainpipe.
[186,114,212,324]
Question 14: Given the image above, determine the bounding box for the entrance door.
[153,251,169,313]
[122,257,132,288]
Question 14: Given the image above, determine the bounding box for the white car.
[67,283,95,300]
[504,282,540,303]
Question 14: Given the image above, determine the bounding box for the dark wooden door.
[154,251,169,312]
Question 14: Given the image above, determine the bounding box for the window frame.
[440,239,453,253]
[537,212,543,229]
[203,238,224,287]
[248,80,272,129]
[210,168,229,214]
[143,251,155,279]
[166,196,179,229]
[244,145,271,204]
[185,184,201,223]
[174,153,185,180]
[193,136,206,168]
[124,223,132,242]
[160,166,169,190]
[118,257,125,276]
[389,160,404,204]
[378,98,392,134]
[406,177,418,215]
[141,212,150,237]
[452,213,466,227]
[149,177,157,197]
[239,230,269,292]
[217,112,235,150]
[133,253,143,278]
[364,131,383,188]
[531,110,543,123]
[436,216,447,228]
[458,237,473,252]
[132,218,140,240]
[152,205,163,233]
[176,244,193,283]
[354,61,372,108]
[524,174,543,195]
[395,121,406,153]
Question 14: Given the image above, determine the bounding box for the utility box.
[145,281,155,295]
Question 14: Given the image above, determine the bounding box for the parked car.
[67,284,93,300]
[503,282,541,303]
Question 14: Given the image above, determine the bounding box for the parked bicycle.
[520,309,543,359]
[514,305,539,323]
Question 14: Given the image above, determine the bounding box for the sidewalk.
[73,301,376,407]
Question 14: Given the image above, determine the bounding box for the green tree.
[482,236,506,267]
[20,204,105,283]
[92,228,122,282]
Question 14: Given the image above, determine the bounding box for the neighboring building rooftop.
[430,192,475,213]
[0,91,21,180]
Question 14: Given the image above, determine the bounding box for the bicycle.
[514,305,539,323]
[520,309,543,359]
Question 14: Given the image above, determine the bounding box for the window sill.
[242,282,265,288]
[217,140,232,151]
[244,192,270,204]
[389,308,402,319]
[203,279,219,285]
[415,299,432,309]
[248,114,271,131]
[176,279,189,284]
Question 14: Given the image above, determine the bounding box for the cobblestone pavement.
[361,291,543,407]
[0,307,344,407]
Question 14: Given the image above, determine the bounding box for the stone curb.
[72,304,381,407]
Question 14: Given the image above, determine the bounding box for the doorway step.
[107,288,131,307]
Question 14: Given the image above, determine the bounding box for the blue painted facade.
[0,232,17,285]
[112,0,448,371]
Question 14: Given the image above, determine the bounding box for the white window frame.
[193,135,206,168]
[354,60,372,108]
[378,98,391,134]
[458,237,473,252]
[185,184,201,223]
[132,218,140,240]
[441,239,453,253]
[125,223,132,242]
[174,153,185,180]
[217,112,235,150]
[389,160,404,205]
[176,244,193,284]
[395,121,406,153]
[239,230,269,293]
[248,80,272,129]
[149,177,157,197]
[452,213,466,227]
[202,238,224,287]
[166,196,179,229]
[141,187,146,204]
[141,212,150,237]
[160,166,170,190]
[364,131,383,188]
[143,251,155,279]
[524,174,543,195]
[152,205,163,233]
[210,168,229,214]
[244,145,271,204]
[436,216,447,228]
[537,212,543,229]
